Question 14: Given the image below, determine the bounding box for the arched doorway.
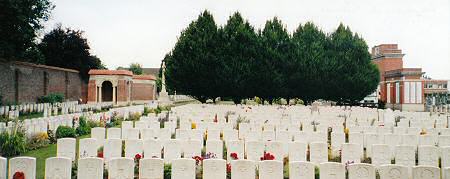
[101,81,113,102]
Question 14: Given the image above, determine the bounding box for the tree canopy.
[39,25,106,80]
[129,63,143,75]
[164,10,380,104]
[0,0,54,61]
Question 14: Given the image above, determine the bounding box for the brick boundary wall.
[0,60,87,104]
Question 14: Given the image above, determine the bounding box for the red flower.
[260,152,275,161]
[230,153,238,160]
[135,153,142,160]
[192,156,203,165]
[97,152,104,158]
[226,163,232,173]
[13,171,25,179]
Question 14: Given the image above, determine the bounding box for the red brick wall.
[117,80,129,102]
[131,83,155,101]
[0,60,85,103]
[373,58,403,81]
[87,80,97,102]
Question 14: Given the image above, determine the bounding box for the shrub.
[164,164,171,179]
[129,112,141,121]
[26,132,50,150]
[47,129,57,144]
[76,117,91,136]
[0,131,27,157]
[55,126,76,138]
[37,93,64,104]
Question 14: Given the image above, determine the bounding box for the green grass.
[21,134,91,179]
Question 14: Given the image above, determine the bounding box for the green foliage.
[129,63,143,75]
[47,129,57,144]
[38,25,106,81]
[164,164,172,179]
[0,131,27,157]
[37,93,64,104]
[165,11,380,104]
[26,132,50,150]
[315,166,320,179]
[0,0,53,60]
[55,126,76,139]
[76,117,91,136]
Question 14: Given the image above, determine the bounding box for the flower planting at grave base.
[13,171,25,179]
[260,151,275,161]
[134,153,142,176]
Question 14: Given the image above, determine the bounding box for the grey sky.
[44,0,450,79]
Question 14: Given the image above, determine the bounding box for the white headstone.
[226,140,244,161]
[183,140,202,159]
[57,138,76,161]
[289,161,314,179]
[0,157,6,179]
[412,166,440,179]
[164,139,182,163]
[259,160,283,179]
[79,138,98,158]
[418,145,438,167]
[123,128,140,140]
[203,159,226,179]
[109,158,134,179]
[349,132,364,152]
[331,132,345,156]
[206,140,223,159]
[104,139,123,162]
[143,139,163,158]
[77,157,104,179]
[107,128,121,139]
[8,157,36,179]
[231,160,255,179]
[265,141,284,161]
[45,157,71,179]
[91,127,106,148]
[395,145,415,167]
[139,158,164,179]
[245,141,264,161]
[310,142,328,164]
[348,163,375,179]
[288,142,307,162]
[125,139,143,158]
[378,164,408,179]
[319,162,345,179]
[372,144,391,167]
[171,158,195,179]
[341,143,362,164]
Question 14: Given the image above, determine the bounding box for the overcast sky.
[43,0,450,79]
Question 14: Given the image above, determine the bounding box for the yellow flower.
[191,122,197,129]
[344,128,349,135]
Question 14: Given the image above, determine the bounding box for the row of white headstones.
[2,104,450,178]
[1,156,449,179]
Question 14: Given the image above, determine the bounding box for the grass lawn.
[21,134,91,179]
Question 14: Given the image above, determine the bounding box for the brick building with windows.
[372,44,449,112]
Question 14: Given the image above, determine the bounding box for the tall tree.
[129,63,143,75]
[258,17,292,102]
[218,12,259,104]
[165,10,220,103]
[0,0,53,61]
[39,25,106,81]
[327,24,380,104]
[291,22,329,103]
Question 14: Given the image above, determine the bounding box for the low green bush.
[0,131,27,157]
[55,126,76,138]
[37,93,64,104]
[164,164,171,179]
[76,117,91,136]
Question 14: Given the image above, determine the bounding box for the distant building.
[372,44,449,112]
[87,70,157,105]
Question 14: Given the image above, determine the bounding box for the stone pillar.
[112,85,117,104]
[98,86,102,103]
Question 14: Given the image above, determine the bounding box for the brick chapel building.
[87,70,157,105]
[372,44,449,112]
